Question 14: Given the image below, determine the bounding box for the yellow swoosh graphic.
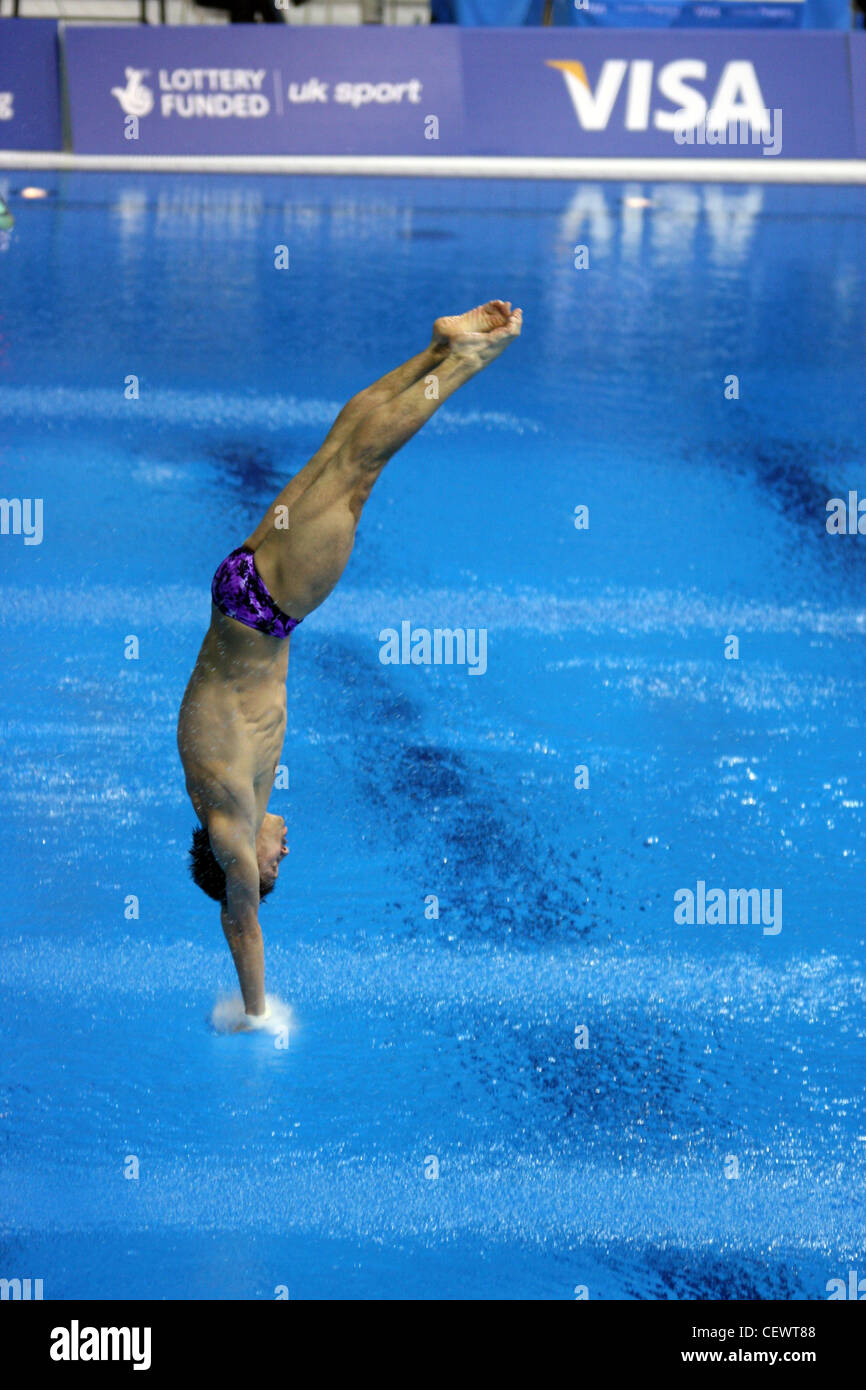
[545,60,590,89]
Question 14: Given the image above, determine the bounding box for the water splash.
[209,993,296,1038]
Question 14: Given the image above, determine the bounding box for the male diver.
[177,302,522,1027]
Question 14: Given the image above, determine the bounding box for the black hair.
[188,825,276,906]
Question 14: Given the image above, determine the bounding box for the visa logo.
[547,59,772,137]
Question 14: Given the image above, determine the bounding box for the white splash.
[210,993,296,1038]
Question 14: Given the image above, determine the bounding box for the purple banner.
[62,26,859,162]
[0,19,62,152]
[462,30,854,160]
[65,25,464,158]
[850,34,866,160]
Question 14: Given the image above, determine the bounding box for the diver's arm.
[208,811,266,1020]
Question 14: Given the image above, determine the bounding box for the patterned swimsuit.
[211,545,301,639]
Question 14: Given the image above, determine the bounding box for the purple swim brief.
[211,545,301,640]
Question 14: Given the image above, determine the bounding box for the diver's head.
[188,816,286,905]
[255,812,289,893]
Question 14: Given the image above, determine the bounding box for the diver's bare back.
[177,302,522,1026]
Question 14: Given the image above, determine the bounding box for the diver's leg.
[241,338,453,551]
[254,306,522,619]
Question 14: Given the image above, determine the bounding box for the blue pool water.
[0,173,864,1301]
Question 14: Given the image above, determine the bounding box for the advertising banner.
[460,30,855,160]
[850,33,866,160]
[65,25,465,158]
[0,19,62,152]
[62,25,859,164]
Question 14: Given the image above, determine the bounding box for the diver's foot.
[440,304,522,366]
[232,1008,271,1033]
[433,300,511,347]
